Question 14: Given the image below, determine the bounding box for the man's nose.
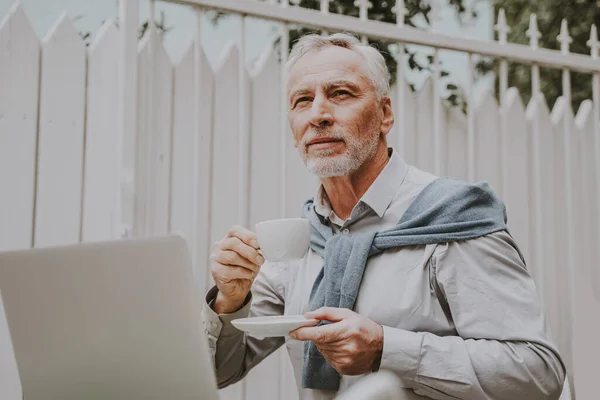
[309,96,333,128]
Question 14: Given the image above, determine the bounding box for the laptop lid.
[0,234,218,400]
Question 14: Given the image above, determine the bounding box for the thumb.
[305,307,355,322]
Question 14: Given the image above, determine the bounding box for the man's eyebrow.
[288,88,312,104]
[323,80,361,92]
[288,80,361,104]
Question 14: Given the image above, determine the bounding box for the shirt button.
[210,321,217,328]
[342,229,350,234]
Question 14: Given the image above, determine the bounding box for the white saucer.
[231,315,319,337]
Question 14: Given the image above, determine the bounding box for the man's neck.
[321,143,390,221]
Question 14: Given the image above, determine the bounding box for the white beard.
[300,129,380,179]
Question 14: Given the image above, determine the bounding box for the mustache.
[301,129,347,147]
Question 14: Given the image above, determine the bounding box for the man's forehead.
[287,47,369,90]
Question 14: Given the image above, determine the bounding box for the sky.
[0,0,495,95]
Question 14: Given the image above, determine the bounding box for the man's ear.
[380,97,394,136]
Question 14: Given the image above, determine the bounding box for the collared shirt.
[202,149,566,400]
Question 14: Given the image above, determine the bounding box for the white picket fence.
[1,0,599,399]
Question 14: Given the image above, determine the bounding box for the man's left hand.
[289,307,384,375]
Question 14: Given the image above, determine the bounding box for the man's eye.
[332,90,350,97]
[295,97,312,106]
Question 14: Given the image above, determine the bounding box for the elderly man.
[201,33,566,399]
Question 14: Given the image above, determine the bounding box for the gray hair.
[285,33,391,99]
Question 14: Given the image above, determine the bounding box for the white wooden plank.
[117,0,139,236]
[151,33,174,236]
[525,94,557,332]
[245,46,285,400]
[34,12,86,247]
[0,3,39,252]
[572,99,600,398]
[524,95,540,294]
[446,106,467,180]
[0,5,33,398]
[535,95,559,341]
[211,42,244,400]
[473,91,502,194]
[249,47,282,229]
[171,41,195,252]
[81,20,120,242]
[432,50,444,176]
[194,45,215,295]
[389,80,417,166]
[549,96,573,382]
[135,34,150,237]
[278,21,301,400]
[210,41,240,245]
[466,54,475,181]
[502,88,531,267]
[136,30,174,237]
[414,78,435,173]
[144,1,158,237]
[565,103,580,400]
[575,101,596,293]
[584,101,600,301]
[524,92,545,303]
[171,38,215,290]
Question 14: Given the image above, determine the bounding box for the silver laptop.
[0,234,219,400]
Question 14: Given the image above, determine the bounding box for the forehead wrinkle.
[322,79,361,93]
[289,76,364,102]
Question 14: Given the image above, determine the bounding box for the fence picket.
[0,5,36,398]
[81,20,120,242]
[244,46,292,400]
[502,88,531,267]
[138,30,173,236]
[170,43,196,248]
[446,107,467,180]
[550,96,574,385]
[249,47,283,229]
[525,94,557,335]
[210,42,245,400]
[571,100,600,397]
[171,38,215,290]
[34,12,86,247]
[0,3,39,252]
[414,78,438,173]
[390,80,417,166]
[474,92,502,193]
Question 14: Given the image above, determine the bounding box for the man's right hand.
[209,225,265,314]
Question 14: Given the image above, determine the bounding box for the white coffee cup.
[255,218,311,262]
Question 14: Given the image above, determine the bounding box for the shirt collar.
[313,148,409,220]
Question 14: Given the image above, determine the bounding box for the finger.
[289,326,320,341]
[226,225,260,249]
[313,345,344,361]
[289,323,343,343]
[314,342,346,352]
[219,237,264,266]
[217,264,255,281]
[214,250,260,273]
[304,307,356,322]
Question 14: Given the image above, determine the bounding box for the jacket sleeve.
[201,263,286,388]
[378,231,566,400]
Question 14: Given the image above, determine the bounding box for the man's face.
[287,46,392,178]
